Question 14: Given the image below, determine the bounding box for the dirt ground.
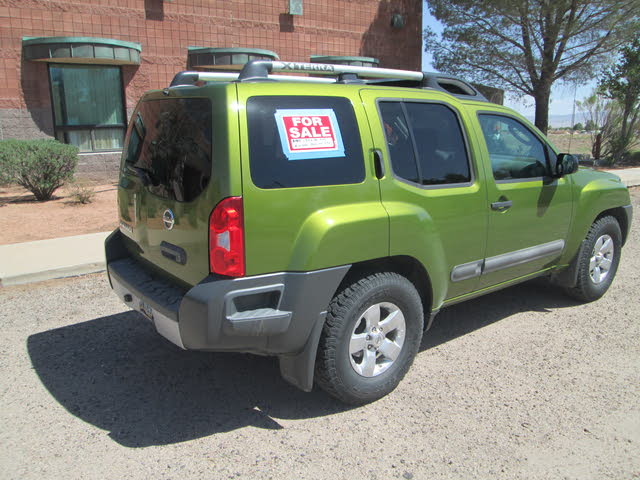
[547,132,592,156]
[547,133,640,167]
[0,183,118,245]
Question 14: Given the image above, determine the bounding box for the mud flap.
[278,312,326,392]
[550,240,586,288]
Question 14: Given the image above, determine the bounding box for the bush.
[67,180,96,204]
[0,139,78,201]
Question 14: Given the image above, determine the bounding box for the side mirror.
[555,153,579,177]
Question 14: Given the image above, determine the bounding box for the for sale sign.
[274,109,345,160]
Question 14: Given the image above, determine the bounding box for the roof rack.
[170,70,336,86]
[169,60,488,102]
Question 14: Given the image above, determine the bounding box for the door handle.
[491,200,513,211]
[373,149,385,179]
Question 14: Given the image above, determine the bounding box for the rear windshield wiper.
[125,164,154,186]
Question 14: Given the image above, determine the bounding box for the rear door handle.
[373,149,385,179]
[491,200,513,211]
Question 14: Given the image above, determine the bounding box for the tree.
[573,122,584,131]
[599,39,640,161]
[576,91,620,159]
[424,0,640,134]
[585,119,597,131]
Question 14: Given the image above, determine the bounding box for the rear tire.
[315,272,424,405]
[564,215,622,302]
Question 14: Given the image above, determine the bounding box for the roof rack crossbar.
[170,70,336,87]
[421,73,483,99]
[237,60,425,82]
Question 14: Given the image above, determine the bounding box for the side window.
[379,102,419,183]
[405,103,471,185]
[479,115,549,180]
[379,101,471,186]
[247,96,365,189]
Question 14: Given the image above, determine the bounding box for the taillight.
[209,196,245,277]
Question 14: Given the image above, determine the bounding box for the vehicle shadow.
[27,312,347,448]
[422,278,579,350]
[27,279,578,448]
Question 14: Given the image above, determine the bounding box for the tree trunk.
[593,132,602,159]
[533,83,552,135]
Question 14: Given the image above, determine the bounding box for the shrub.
[67,180,96,204]
[0,139,78,201]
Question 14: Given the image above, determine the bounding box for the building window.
[49,64,126,152]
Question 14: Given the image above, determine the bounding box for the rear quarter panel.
[236,83,389,275]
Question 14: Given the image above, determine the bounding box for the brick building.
[0,0,422,179]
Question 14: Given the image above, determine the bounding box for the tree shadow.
[144,0,164,21]
[279,14,295,33]
[359,0,422,70]
[19,58,55,138]
[27,278,578,448]
[0,193,61,204]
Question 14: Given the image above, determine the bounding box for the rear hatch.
[117,84,240,286]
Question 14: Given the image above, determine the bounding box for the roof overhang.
[187,47,278,71]
[22,37,141,65]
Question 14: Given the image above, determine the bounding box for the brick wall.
[0,0,422,179]
[1,0,422,113]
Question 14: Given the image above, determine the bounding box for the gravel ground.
[1,189,638,480]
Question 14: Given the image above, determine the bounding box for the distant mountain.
[525,113,588,128]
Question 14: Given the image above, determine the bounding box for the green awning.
[187,47,278,70]
[23,37,141,65]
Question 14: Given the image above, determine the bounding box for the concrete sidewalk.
[0,168,638,287]
[0,231,111,287]
[608,167,640,187]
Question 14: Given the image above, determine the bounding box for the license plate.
[139,301,154,322]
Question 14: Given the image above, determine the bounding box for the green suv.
[106,60,632,404]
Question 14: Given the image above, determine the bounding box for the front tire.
[564,215,622,302]
[315,272,424,405]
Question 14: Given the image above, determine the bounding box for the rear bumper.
[105,231,349,357]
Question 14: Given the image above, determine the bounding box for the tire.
[315,272,424,405]
[564,215,622,302]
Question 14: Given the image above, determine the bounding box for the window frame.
[246,95,367,190]
[47,63,128,153]
[476,111,556,184]
[375,98,476,190]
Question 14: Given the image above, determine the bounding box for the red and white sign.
[275,109,345,160]
[282,114,336,151]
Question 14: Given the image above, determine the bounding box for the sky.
[421,7,597,119]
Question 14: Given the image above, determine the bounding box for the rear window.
[124,97,212,202]
[247,96,365,189]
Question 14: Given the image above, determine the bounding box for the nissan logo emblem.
[162,209,175,230]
